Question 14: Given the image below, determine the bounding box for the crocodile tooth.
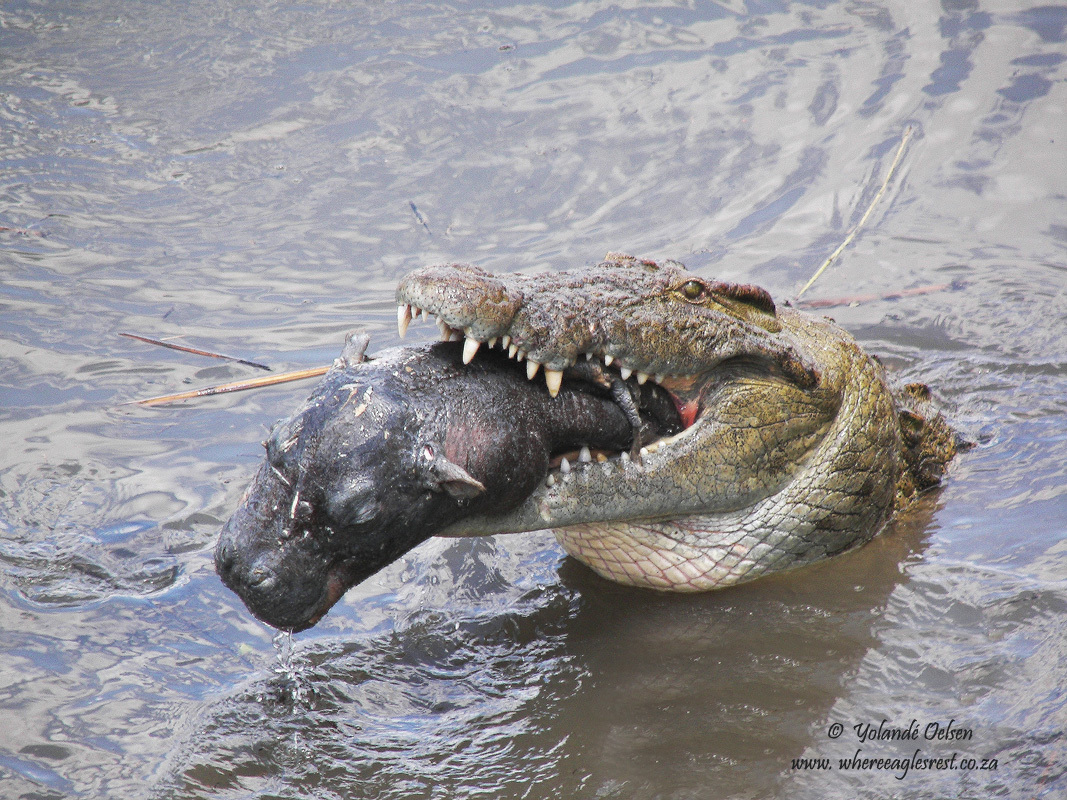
[517,350,527,362]
[526,359,540,380]
[639,446,649,458]
[546,474,556,487]
[488,337,497,349]
[462,336,480,364]
[585,351,593,360]
[449,329,462,342]
[620,451,631,464]
[560,456,571,474]
[502,335,511,350]
[544,368,563,397]
[603,354,614,367]
[397,304,412,338]
[437,319,451,341]
[508,343,518,359]
[619,366,633,380]
[636,371,649,385]
[655,374,665,384]
[579,445,592,462]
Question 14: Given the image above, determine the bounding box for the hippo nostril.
[246,562,278,590]
[214,540,236,577]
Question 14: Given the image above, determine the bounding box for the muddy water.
[1,1,1065,798]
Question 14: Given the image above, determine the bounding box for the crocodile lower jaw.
[544,419,695,487]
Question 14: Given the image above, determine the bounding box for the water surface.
[1,1,1065,798]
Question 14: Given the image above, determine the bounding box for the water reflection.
[154,508,932,799]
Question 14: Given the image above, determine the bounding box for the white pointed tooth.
[603,354,614,366]
[462,337,481,364]
[546,474,556,487]
[418,308,428,321]
[526,359,540,380]
[488,337,497,349]
[620,366,633,380]
[639,446,649,457]
[397,304,412,337]
[508,343,518,359]
[544,368,563,397]
[585,351,593,360]
[517,350,527,362]
[502,335,511,350]
[449,330,462,342]
[560,457,571,474]
[579,446,592,463]
[437,320,451,341]
[621,451,631,464]
[636,371,649,385]
[655,374,665,384]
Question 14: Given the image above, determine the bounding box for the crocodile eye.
[680,280,707,302]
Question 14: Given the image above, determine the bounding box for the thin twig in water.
[120,333,272,371]
[795,281,959,310]
[0,225,46,237]
[796,126,914,300]
[126,366,330,407]
[0,213,58,236]
[409,201,432,234]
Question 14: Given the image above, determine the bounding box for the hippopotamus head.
[215,335,673,631]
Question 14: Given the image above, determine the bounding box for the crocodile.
[395,253,958,592]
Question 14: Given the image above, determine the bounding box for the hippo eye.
[327,474,381,529]
[680,280,707,302]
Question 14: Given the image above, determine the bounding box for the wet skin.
[397,255,958,592]
[218,255,957,630]
[215,335,679,631]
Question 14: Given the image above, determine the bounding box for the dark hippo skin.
[215,334,680,631]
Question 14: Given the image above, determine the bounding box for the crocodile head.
[397,253,824,474]
[397,254,819,408]
[397,254,954,591]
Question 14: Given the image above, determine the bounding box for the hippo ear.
[426,456,486,501]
